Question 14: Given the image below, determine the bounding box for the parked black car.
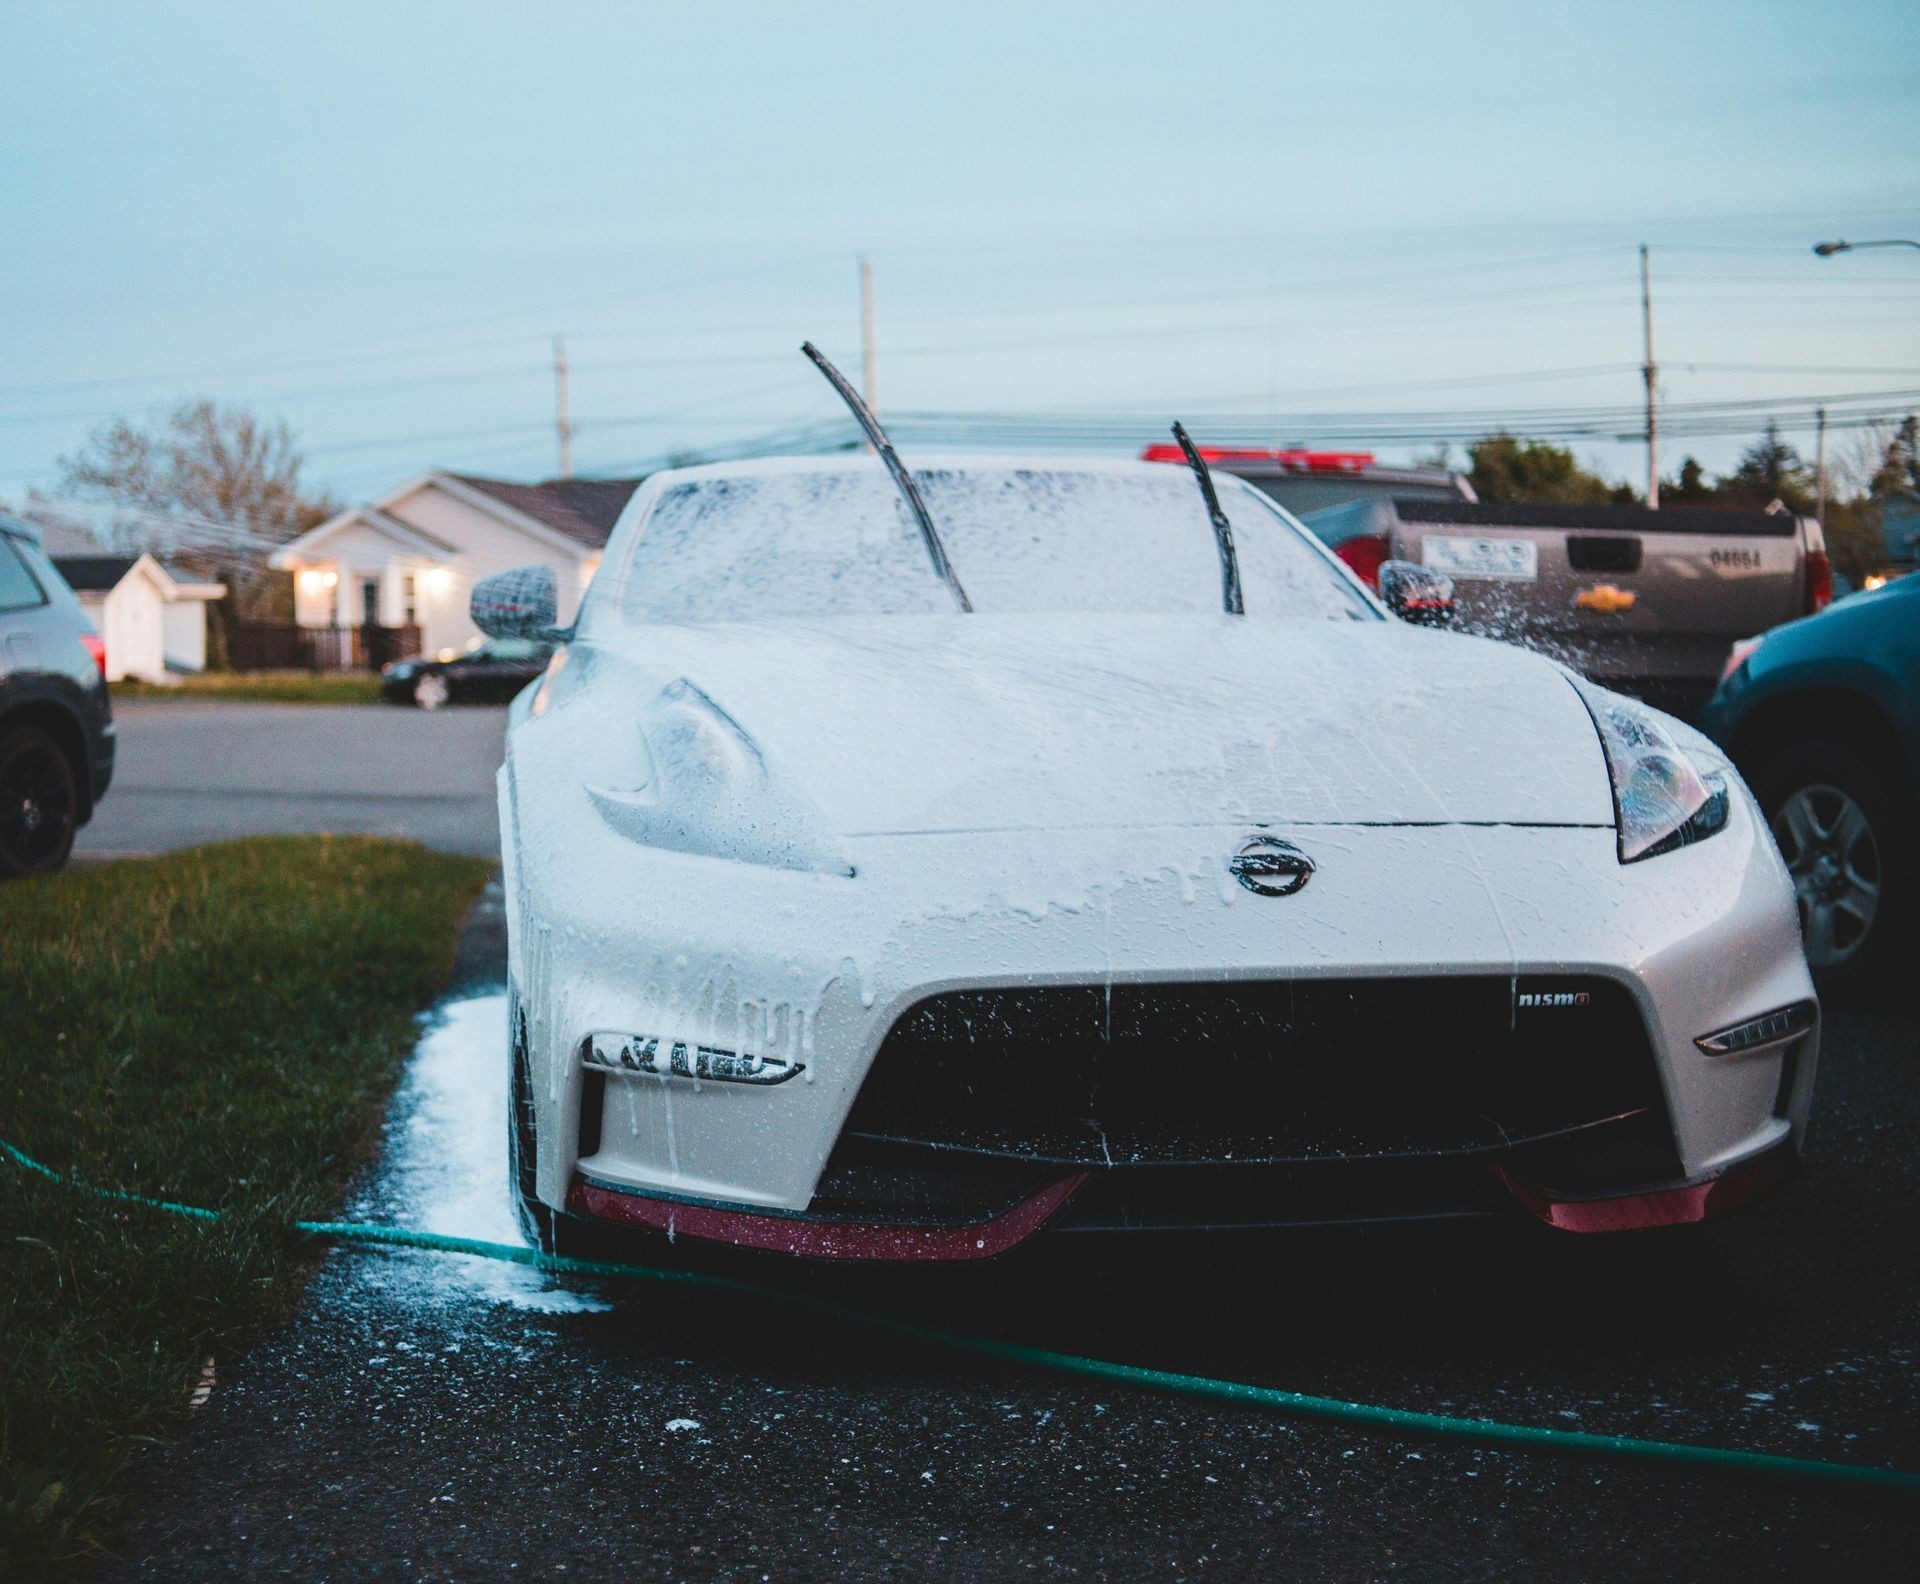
[1700,572,1919,992]
[380,637,554,709]
[0,515,114,877]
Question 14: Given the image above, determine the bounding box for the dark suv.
[0,515,115,876]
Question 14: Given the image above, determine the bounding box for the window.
[0,535,48,613]
[402,572,419,625]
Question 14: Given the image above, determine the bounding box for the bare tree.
[52,401,339,663]
[1810,414,1918,586]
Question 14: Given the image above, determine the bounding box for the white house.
[269,472,641,661]
[52,553,226,681]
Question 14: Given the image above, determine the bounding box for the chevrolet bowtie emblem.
[1575,584,1637,614]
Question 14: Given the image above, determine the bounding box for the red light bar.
[1139,444,1377,473]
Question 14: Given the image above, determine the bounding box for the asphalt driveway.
[77,701,507,859]
[89,892,1920,1582]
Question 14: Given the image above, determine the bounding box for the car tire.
[1752,741,1912,997]
[507,989,556,1247]
[413,673,450,711]
[0,725,81,879]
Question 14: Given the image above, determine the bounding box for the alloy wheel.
[0,733,78,874]
[414,673,450,710]
[1772,783,1881,967]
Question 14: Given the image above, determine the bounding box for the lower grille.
[834,976,1677,1175]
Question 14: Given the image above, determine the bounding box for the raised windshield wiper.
[801,341,972,612]
[1170,421,1245,615]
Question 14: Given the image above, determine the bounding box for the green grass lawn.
[112,672,385,705]
[0,838,491,1577]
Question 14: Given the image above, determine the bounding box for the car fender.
[1714,644,1917,797]
[0,670,109,814]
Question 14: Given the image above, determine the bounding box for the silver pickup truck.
[1302,498,1832,718]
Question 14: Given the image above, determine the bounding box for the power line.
[1067,364,1644,410]
[304,420,554,458]
[1672,361,1920,377]
[581,384,1920,473]
[0,362,551,429]
[3,268,1906,428]
[0,250,853,405]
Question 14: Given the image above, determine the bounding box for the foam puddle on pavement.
[347,990,611,1314]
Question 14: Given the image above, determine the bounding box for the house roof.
[52,553,225,600]
[444,475,642,550]
[268,501,461,568]
[346,505,459,556]
[271,471,646,568]
[52,554,140,592]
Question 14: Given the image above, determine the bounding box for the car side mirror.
[471,565,571,643]
[1378,560,1456,627]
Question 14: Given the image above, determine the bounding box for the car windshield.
[608,465,1377,624]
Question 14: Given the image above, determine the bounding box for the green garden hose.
[7,1137,1916,1497]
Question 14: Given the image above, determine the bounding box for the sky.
[1,0,1915,509]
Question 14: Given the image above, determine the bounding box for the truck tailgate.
[1395,504,1809,710]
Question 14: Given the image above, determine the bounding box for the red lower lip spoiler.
[569,1173,1088,1262]
[571,1142,1794,1254]
[1494,1143,1795,1233]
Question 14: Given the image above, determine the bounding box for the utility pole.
[1640,244,1659,509]
[553,335,573,480]
[1815,405,1829,527]
[859,255,877,413]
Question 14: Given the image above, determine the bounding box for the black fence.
[230,623,422,673]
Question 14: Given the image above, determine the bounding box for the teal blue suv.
[1701,573,1919,994]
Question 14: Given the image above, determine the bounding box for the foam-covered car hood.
[566,613,1615,834]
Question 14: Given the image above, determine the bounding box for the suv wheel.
[1754,742,1911,994]
[413,673,450,711]
[0,725,80,878]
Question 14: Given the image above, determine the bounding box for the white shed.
[52,553,225,681]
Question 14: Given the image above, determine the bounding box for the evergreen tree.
[1466,434,1628,505]
[1665,456,1714,503]
[1719,422,1816,514]
[1870,414,1920,498]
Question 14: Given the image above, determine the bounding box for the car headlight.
[584,676,856,877]
[1568,675,1731,863]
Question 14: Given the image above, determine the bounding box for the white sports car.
[478,434,1817,1262]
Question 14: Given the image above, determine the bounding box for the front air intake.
[838,976,1674,1170]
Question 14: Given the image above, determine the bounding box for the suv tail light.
[1334,533,1390,591]
[80,632,107,679]
[1804,551,1832,615]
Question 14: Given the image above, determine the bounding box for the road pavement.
[92,891,1920,1581]
[78,701,507,859]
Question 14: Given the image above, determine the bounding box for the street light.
[1813,238,1920,256]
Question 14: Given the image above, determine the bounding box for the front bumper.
[508,777,1815,1256]
[565,1137,1802,1260]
